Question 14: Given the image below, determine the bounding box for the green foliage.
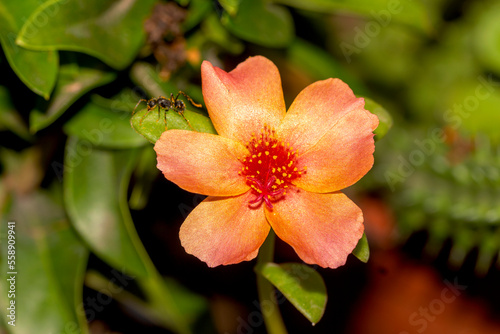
[287,38,366,93]
[131,106,216,143]
[0,0,58,98]
[256,262,327,325]
[17,0,157,69]
[352,233,370,263]
[473,1,500,76]
[64,101,147,148]
[202,13,244,54]
[221,0,294,47]
[218,0,241,16]
[375,121,500,275]
[361,0,500,276]
[273,0,434,33]
[4,0,498,332]
[445,80,500,141]
[30,64,116,133]
[390,136,500,275]
[0,0,410,328]
[128,147,159,210]
[62,135,205,333]
[0,188,88,334]
[63,137,149,278]
[363,97,393,141]
[129,62,216,143]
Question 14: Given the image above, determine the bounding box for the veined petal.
[265,188,364,269]
[180,192,270,267]
[154,130,249,196]
[277,78,376,152]
[293,107,377,192]
[277,78,378,192]
[201,56,286,143]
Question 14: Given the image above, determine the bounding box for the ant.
[132,91,202,130]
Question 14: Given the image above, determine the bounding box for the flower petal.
[180,192,270,267]
[277,78,378,192]
[294,107,377,192]
[201,56,286,143]
[277,78,376,150]
[154,130,249,196]
[266,188,364,269]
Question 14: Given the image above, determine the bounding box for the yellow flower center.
[239,125,305,208]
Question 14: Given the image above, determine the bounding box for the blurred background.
[1,0,500,333]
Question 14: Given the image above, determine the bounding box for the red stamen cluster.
[239,125,306,208]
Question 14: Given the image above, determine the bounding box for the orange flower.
[154,56,378,268]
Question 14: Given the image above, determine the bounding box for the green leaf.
[63,138,198,333]
[219,0,241,16]
[475,230,497,276]
[221,0,294,48]
[16,0,157,69]
[175,0,190,6]
[449,226,476,269]
[0,190,89,334]
[63,137,148,278]
[473,2,500,76]
[273,0,433,34]
[30,64,116,133]
[363,97,393,141]
[256,262,327,325]
[64,102,148,149]
[129,62,216,143]
[352,232,370,263]
[0,0,58,98]
[202,13,244,54]
[131,106,216,144]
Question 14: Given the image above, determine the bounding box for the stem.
[119,150,190,334]
[256,229,288,334]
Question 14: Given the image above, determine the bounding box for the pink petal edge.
[201,56,286,143]
[180,192,271,267]
[154,130,250,197]
[265,188,364,269]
